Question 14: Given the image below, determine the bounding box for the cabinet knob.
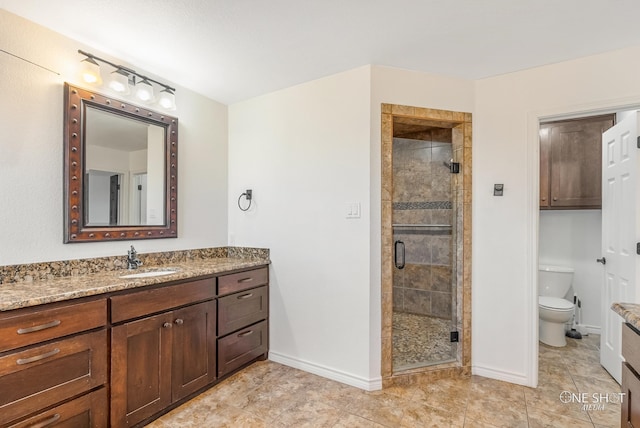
[541,197,546,201]
[163,322,172,328]
[553,197,558,201]
[174,319,184,325]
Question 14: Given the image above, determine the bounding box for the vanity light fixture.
[79,56,102,85]
[77,50,176,110]
[108,68,132,95]
[135,78,154,102]
[158,88,176,110]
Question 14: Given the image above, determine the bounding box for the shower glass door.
[391,129,458,371]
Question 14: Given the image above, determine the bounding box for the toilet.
[538,264,575,347]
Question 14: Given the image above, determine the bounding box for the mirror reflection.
[84,107,166,226]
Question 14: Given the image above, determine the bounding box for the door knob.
[597,257,606,265]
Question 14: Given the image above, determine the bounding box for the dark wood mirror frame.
[63,83,178,243]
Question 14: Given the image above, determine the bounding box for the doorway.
[536,109,635,385]
[381,103,472,386]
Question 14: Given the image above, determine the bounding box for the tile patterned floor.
[148,334,621,427]
[393,312,455,369]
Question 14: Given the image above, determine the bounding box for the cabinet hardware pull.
[16,348,60,365]
[238,277,253,283]
[238,330,253,337]
[26,413,61,428]
[553,197,558,201]
[174,319,184,325]
[541,197,547,201]
[237,293,253,299]
[163,322,172,328]
[17,320,61,334]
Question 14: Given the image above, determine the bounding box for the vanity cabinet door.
[171,301,217,401]
[623,363,640,427]
[111,313,173,428]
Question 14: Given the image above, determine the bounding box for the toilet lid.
[539,296,574,310]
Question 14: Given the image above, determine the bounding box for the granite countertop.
[0,257,269,312]
[612,302,640,331]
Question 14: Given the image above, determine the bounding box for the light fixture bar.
[77,49,175,92]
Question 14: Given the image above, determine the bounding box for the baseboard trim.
[269,351,382,391]
[582,325,600,335]
[472,365,531,387]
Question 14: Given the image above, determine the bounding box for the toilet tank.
[539,265,574,297]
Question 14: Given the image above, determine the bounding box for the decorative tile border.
[0,246,269,284]
[393,228,451,236]
[393,201,452,210]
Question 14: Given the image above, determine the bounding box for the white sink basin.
[119,270,178,279]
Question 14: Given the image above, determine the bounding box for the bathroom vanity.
[0,256,269,427]
[612,302,640,427]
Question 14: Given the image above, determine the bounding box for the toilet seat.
[539,296,573,311]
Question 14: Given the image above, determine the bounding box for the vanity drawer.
[218,286,268,336]
[217,320,268,377]
[0,330,107,425]
[218,267,268,296]
[623,323,640,371]
[111,278,215,323]
[0,299,106,353]
[6,388,107,428]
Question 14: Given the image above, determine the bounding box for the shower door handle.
[394,240,405,269]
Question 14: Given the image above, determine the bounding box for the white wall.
[146,126,165,225]
[539,210,602,332]
[474,45,640,386]
[0,10,228,265]
[228,67,374,388]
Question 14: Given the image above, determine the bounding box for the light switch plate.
[346,202,361,219]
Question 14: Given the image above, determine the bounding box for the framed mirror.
[64,83,178,243]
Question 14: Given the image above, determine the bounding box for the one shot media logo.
[559,391,626,411]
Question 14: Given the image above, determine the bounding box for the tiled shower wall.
[392,132,453,319]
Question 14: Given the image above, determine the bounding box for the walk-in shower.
[381,104,471,385]
[391,128,457,371]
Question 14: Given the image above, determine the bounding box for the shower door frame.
[381,103,472,386]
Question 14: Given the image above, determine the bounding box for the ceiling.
[2,0,640,104]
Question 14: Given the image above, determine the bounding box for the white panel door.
[601,112,640,383]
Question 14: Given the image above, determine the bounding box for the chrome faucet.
[127,245,143,270]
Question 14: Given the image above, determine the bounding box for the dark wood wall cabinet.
[0,265,269,428]
[540,114,615,209]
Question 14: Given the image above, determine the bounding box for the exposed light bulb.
[79,56,102,85]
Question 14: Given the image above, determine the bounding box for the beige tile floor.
[148,334,621,427]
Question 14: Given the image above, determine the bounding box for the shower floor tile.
[392,312,454,370]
